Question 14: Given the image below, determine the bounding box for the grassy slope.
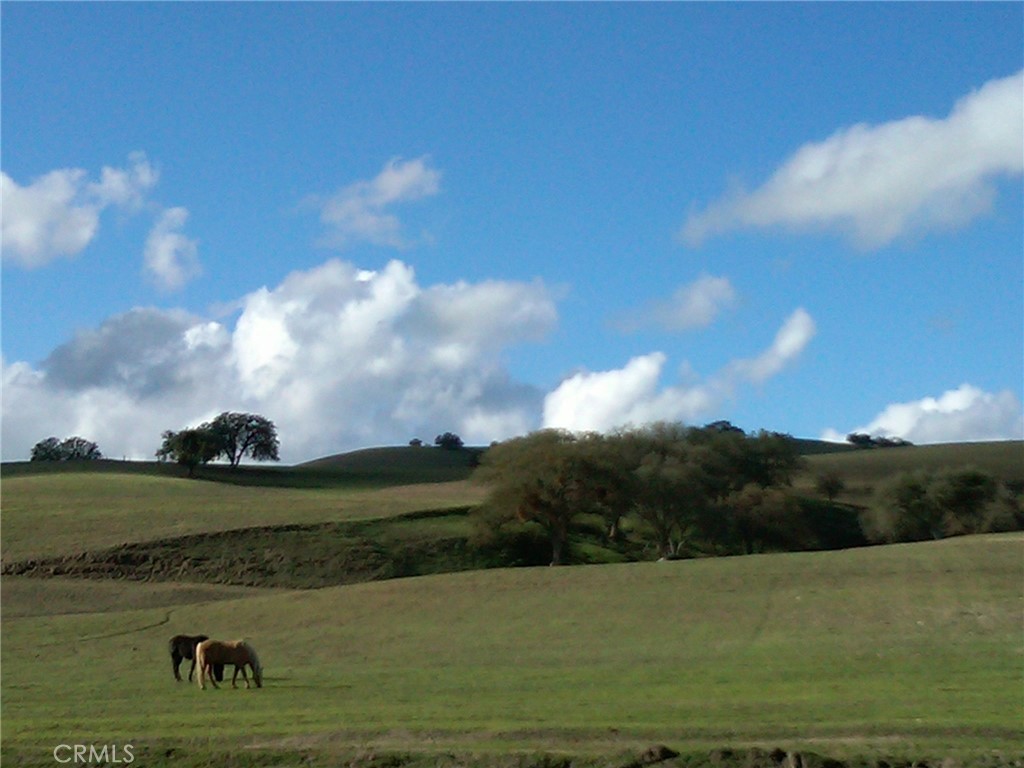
[798,442,1024,503]
[2,534,1021,763]
[2,441,1022,765]
[0,472,486,562]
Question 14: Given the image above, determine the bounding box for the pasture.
[1,442,1022,767]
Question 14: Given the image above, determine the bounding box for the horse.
[168,634,224,683]
[195,639,262,690]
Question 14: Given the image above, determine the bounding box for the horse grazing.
[168,634,224,683]
[195,639,262,690]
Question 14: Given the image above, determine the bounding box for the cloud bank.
[821,384,1024,445]
[1,259,556,463]
[681,70,1024,248]
[543,308,817,433]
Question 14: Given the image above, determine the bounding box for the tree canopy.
[156,412,279,475]
[30,436,102,461]
[474,422,807,565]
[864,466,1002,543]
[208,411,280,467]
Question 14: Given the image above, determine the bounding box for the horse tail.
[245,642,263,688]
[195,641,207,688]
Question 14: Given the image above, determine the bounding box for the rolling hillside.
[1,441,1022,765]
[2,534,1022,765]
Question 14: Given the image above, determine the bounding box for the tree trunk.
[549,534,564,566]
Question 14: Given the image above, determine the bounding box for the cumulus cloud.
[1,153,159,267]
[615,274,737,333]
[822,384,1024,445]
[316,156,441,249]
[543,308,815,433]
[681,70,1024,248]
[1,259,556,463]
[144,207,201,290]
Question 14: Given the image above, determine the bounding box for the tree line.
[29,412,281,476]
[472,422,808,565]
[471,422,1021,565]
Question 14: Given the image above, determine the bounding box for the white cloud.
[682,70,1024,248]
[1,258,556,463]
[317,156,441,249]
[541,353,716,433]
[144,207,201,290]
[1,153,159,267]
[90,151,160,210]
[822,384,1024,445]
[616,274,737,333]
[1,169,99,266]
[726,308,817,384]
[543,308,815,433]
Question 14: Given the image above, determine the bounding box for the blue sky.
[2,2,1022,463]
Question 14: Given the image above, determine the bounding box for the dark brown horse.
[168,634,223,682]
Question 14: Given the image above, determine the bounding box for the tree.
[61,436,103,460]
[206,412,280,467]
[719,483,806,555]
[434,432,464,450]
[816,470,846,503]
[863,467,998,543]
[847,432,913,449]
[863,470,938,542]
[31,436,102,461]
[624,423,708,558]
[633,448,708,558]
[928,467,998,536]
[156,428,220,477]
[475,430,603,565]
[30,437,64,462]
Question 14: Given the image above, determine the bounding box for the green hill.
[2,441,1022,766]
[298,445,486,484]
[2,534,1021,765]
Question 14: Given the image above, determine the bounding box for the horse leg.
[187,657,197,682]
[207,661,220,689]
[239,664,251,689]
[172,651,183,681]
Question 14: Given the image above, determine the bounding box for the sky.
[2,2,1022,464]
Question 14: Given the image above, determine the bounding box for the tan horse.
[195,639,262,689]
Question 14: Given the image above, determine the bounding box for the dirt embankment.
[0,518,475,589]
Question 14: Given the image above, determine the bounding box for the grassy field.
[2,535,1021,766]
[1,441,1022,767]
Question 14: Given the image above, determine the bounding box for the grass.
[2,535,1022,765]
[2,441,1022,766]
[0,471,486,561]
